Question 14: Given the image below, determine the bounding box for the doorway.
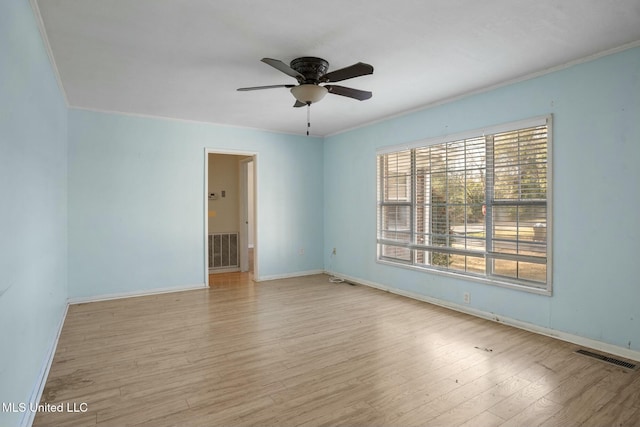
[204,150,257,286]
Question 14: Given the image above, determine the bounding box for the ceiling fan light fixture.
[290,84,328,104]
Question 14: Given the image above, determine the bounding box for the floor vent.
[208,232,239,269]
[575,349,637,370]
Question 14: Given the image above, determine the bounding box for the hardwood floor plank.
[424,376,531,426]
[33,274,640,427]
[498,397,564,427]
[365,376,460,422]
[459,410,505,427]
[582,402,640,426]
[488,353,593,420]
[607,372,640,409]
[295,401,382,427]
[541,385,616,426]
[544,360,612,405]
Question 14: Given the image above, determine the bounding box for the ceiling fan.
[237,57,374,107]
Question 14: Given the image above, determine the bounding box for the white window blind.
[377,116,552,294]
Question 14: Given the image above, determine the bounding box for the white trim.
[67,283,206,305]
[69,106,323,139]
[376,115,549,154]
[203,148,260,157]
[252,158,259,280]
[209,267,240,274]
[28,0,69,106]
[546,115,554,291]
[20,303,68,427]
[256,270,324,282]
[325,270,640,363]
[327,40,640,138]
[204,149,209,286]
[239,158,251,273]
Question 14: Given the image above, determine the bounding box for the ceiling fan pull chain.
[307,102,311,136]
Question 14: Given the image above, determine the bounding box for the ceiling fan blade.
[321,62,373,83]
[237,84,295,91]
[325,85,372,101]
[293,100,306,108]
[261,58,304,81]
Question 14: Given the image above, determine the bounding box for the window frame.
[376,115,553,295]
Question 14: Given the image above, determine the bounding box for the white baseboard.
[257,269,324,282]
[20,303,68,427]
[67,283,207,305]
[326,270,640,363]
[208,267,240,274]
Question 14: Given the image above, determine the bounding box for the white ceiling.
[35,0,640,136]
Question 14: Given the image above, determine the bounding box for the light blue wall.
[324,47,640,352]
[68,110,324,298]
[0,1,68,426]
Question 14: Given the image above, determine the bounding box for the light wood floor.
[34,274,640,426]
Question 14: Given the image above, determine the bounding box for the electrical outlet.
[332,247,336,255]
[298,248,304,255]
[463,292,470,304]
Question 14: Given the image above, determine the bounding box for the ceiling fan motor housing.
[290,57,329,84]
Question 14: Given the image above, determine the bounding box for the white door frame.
[239,157,254,272]
[204,148,258,286]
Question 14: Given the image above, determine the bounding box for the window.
[377,116,552,294]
